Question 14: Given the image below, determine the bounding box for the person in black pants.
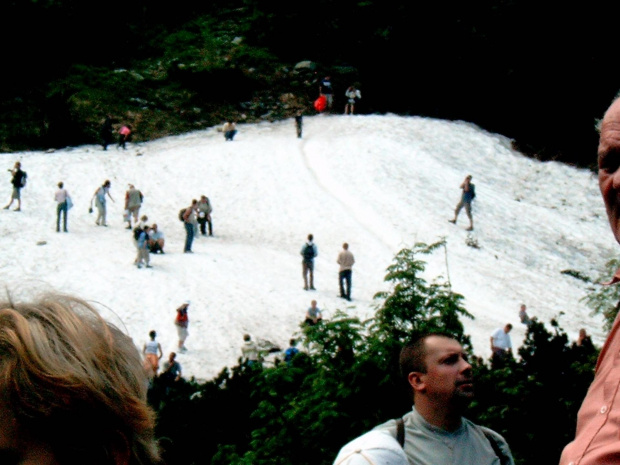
[196,195,213,236]
[295,112,303,138]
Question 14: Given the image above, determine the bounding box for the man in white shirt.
[490,324,513,367]
[148,223,165,254]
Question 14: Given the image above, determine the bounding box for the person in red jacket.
[175,301,190,352]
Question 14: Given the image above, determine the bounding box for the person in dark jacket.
[295,111,303,138]
[100,116,115,150]
[3,161,26,211]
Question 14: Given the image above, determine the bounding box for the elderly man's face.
[599,98,620,244]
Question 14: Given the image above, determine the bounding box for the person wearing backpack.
[124,184,144,229]
[284,339,300,364]
[135,224,152,269]
[3,161,26,212]
[300,233,318,290]
[182,200,197,253]
[448,174,475,231]
[334,333,514,465]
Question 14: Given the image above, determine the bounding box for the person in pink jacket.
[118,124,132,150]
[560,96,620,464]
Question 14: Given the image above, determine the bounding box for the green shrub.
[152,242,599,465]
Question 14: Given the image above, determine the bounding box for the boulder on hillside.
[294,61,316,72]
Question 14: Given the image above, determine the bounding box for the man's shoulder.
[333,429,407,465]
[373,417,399,434]
[463,419,514,464]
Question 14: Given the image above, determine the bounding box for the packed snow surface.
[0,114,612,380]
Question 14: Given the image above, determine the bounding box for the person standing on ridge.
[301,233,318,290]
[449,174,475,231]
[91,179,114,226]
[117,124,132,150]
[54,181,71,232]
[100,115,114,150]
[3,161,26,211]
[337,242,355,301]
[295,111,303,138]
[222,121,237,141]
[344,85,361,115]
[319,76,334,111]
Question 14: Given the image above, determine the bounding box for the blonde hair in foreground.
[0,293,160,464]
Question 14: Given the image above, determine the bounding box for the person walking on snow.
[4,161,26,211]
[124,184,144,229]
[301,234,318,290]
[449,175,475,231]
[54,181,71,232]
[135,224,152,269]
[175,301,190,352]
[197,195,213,236]
[337,242,355,301]
[142,330,163,378]
[91,180,114,226]
[117,124,132,150]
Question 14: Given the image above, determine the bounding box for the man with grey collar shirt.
[334,333,514,465]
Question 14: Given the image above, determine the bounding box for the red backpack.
[314,95,327,112]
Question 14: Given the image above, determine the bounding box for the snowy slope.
[0,114,612,380]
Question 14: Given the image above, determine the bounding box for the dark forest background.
[2,0,618,168]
